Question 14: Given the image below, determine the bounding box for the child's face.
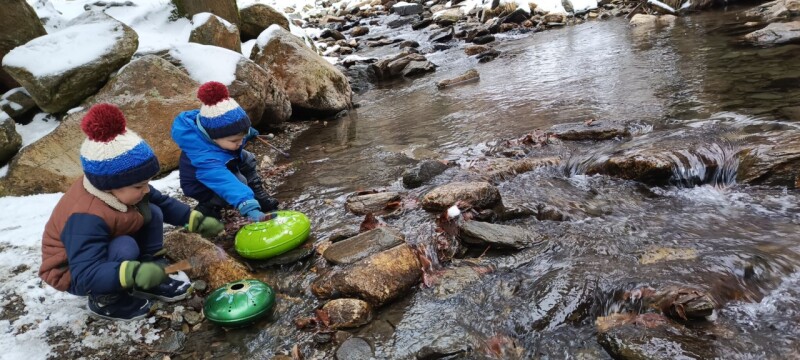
[110,180,150,205]
[214,133,246,151]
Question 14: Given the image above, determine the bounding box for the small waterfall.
[668,141,739,187]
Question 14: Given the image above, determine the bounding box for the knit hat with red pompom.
[197,81,250,139]
[79,103,160,190]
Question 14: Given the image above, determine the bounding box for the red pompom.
[81,103,127,142]
[197,81,230,106]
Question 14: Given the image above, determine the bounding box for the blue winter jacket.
[171,109,258,208]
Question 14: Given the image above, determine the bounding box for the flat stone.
[412,18,433,30]
[549,120,631,141]
[322,298,372,329]
[323,227,405,265]
[465,44,490,56]
[393,2,423,16]
[459,221,539,249]
[436,69,479,89]
[336,337,373,360]
[345,191,402,215]
[472,34,496,44]
[402,160,452,188]
[0,88,36,118]
[420,181,502,211]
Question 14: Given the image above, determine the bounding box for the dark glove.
[186,210,224,238]
[120,261,167,290]
[257,196,279,212]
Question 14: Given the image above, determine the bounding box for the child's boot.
[133,277,192,303]
[88,292,153,321]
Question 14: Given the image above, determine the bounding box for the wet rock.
[368,38,403,47]
[432,264,483,299]
[737,132,800,187]
[436,69,480,89]
[189,13,241,52]
[472,35,496,44]
[596,313,713,359]
[402,160,453,188]
[388,15,417,28]
[465,44,490,56]
[544,13,566,24]
[322,15,347,24]
[416,334,472,359]
[163,231,252,290]
[745,0,798,22]
[503,8,531,24]
[251,25,352,116]
[257,245,314,266]
[321,29,346,40]
[420,181,502,211]
[649,287,715,320]
[458,221,539,249]
[2,11,138,114]
[0,55,196,196]
[0,116,21,165]
[629,13,657,26]
[336,337,373,360]
[240,4,290,40]
[172,0,240,26]
[403,60,437,77]
[345,191,402,215]
[393,2,424,16]
[434,8,463,26]
[471,156,561,183]
[313,244,422,306]
[323,227,405,265]
[193,280,208,292]
[0,88,36,119]
[412,18,434,30]
[322,298,373,329]
[549,120,630,141]
[639,247,698,265]
[0,0,47,91]
[430,27,454,42]
[370,51,437,80]
[743,21,800,46]
[154,329,187,353]
[350,26,370,37]
[476,49,501,63]
[399,40,420,48]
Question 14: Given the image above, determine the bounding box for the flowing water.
[200,8,800,359]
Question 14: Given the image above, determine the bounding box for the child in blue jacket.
[171,81,278,222]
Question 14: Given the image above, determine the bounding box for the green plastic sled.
[234,210,311,260]
[203,279,275,327]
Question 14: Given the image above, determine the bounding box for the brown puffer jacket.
[39,177,144,291]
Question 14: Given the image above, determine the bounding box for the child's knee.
[108,236,140,261]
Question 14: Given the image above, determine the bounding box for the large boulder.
[251,25,352,116]
[0,114,21,165]
[239,4,290,41]
[2,11,137,114]
[0,55,198,196]
[0,0,47,92]
[312,244,422,306]
[743,21,800,46]
[323,227,406,265]
[420,182,502,211]
[172,0,240,27]
[168,43,291,126]
[189,13,241,53]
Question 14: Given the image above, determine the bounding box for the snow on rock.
[191,11,236,30]
[242,39,257,58]
[169,43,242,85]
[16,113,60,147]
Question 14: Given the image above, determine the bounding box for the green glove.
[187,210,225,238]
[120,261,167,290]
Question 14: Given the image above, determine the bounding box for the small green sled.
[203,279,275,327]
[234,210,311,260]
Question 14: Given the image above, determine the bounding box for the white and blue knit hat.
[197,81,251,139]
[79,103,160,190]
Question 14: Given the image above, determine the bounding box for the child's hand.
[120,261,167,290]
[237,199,264,221]
[187,210,224,238]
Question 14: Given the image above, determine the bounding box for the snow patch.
[256,24,286,48]
[169,43,242,85]
[191,12,236,30]
[242,39,257,58]
[16,113,60,147]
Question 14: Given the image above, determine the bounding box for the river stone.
[0,116,21,165]
[0,55,197,196]
[434,8,462,25]
[0,0,47,92]
[402,60,437,77]
[549,121,630,141]
[370,51,436,80]
[313,244,422,306]
[345,191,402,215]
[321,29,346,40]
[436,69,480,89]
[350,26,370,37]
[2,11,138,114]
[393,2,424,16]
[416,334,472,359]
[458,221,539,250]
[336,337,373,360]
[597,313,713,359]
[737,131,800,187]
[0,88,36,119]
[465,44,490,56]
[172,0,240,26]
[649,286,715,320]
[412,18,434,30]
[421,181,502,211]
[432,264,483,300]
[743,21,800,46]
[154,330,187,353]
[163,231,253,290]
[322,298,373,329]
[639,247,698,264]
[745,0,795,22]
[251,25,352,116]
[403,160,452,188]
[240,4,290,40]
[323,227,405,265]
[472,156,561,183]
[183,310,203,326]
[256,245,314,267]
[629,13,658,26]
[387,15,416,29]
[189,13,241,53]
[473,35,496,45]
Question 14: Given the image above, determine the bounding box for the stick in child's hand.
[256,136,291,158]
[164,259,192,274]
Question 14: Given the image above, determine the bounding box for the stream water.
[197,8,800,359]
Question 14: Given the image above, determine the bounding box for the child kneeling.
[39,104,224,321]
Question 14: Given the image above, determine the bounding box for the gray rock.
[436,69,479,89]
[345,191,401,215]
[388,15,417,28]
[412,18,434,30]
[420,181,502,211]
[323,227,405,265]
[322,298,372,329]
[0,116,22,165]
[193,280,208,292]
[321,28,346,40]
[0,88,36,118]
[743,21,800,46]
[336,337,373,360]
[472,35,496,44]
[403,160,452,188]
[393,2,424,16]
[0,0,47,91]
[549,120,630,141]
[240,4,290,40]
[2,11,138,114]
[370,51,437,80]
[401,60,437,77]
[258,245,313,266]
[350,26,370,37]
[183,309,203,326]
[459,221,539,249]
[398,40,420,48]
[154,329,187,353]
[597,313,712,360]
[416,334,471,359]
[189,13,241,52]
